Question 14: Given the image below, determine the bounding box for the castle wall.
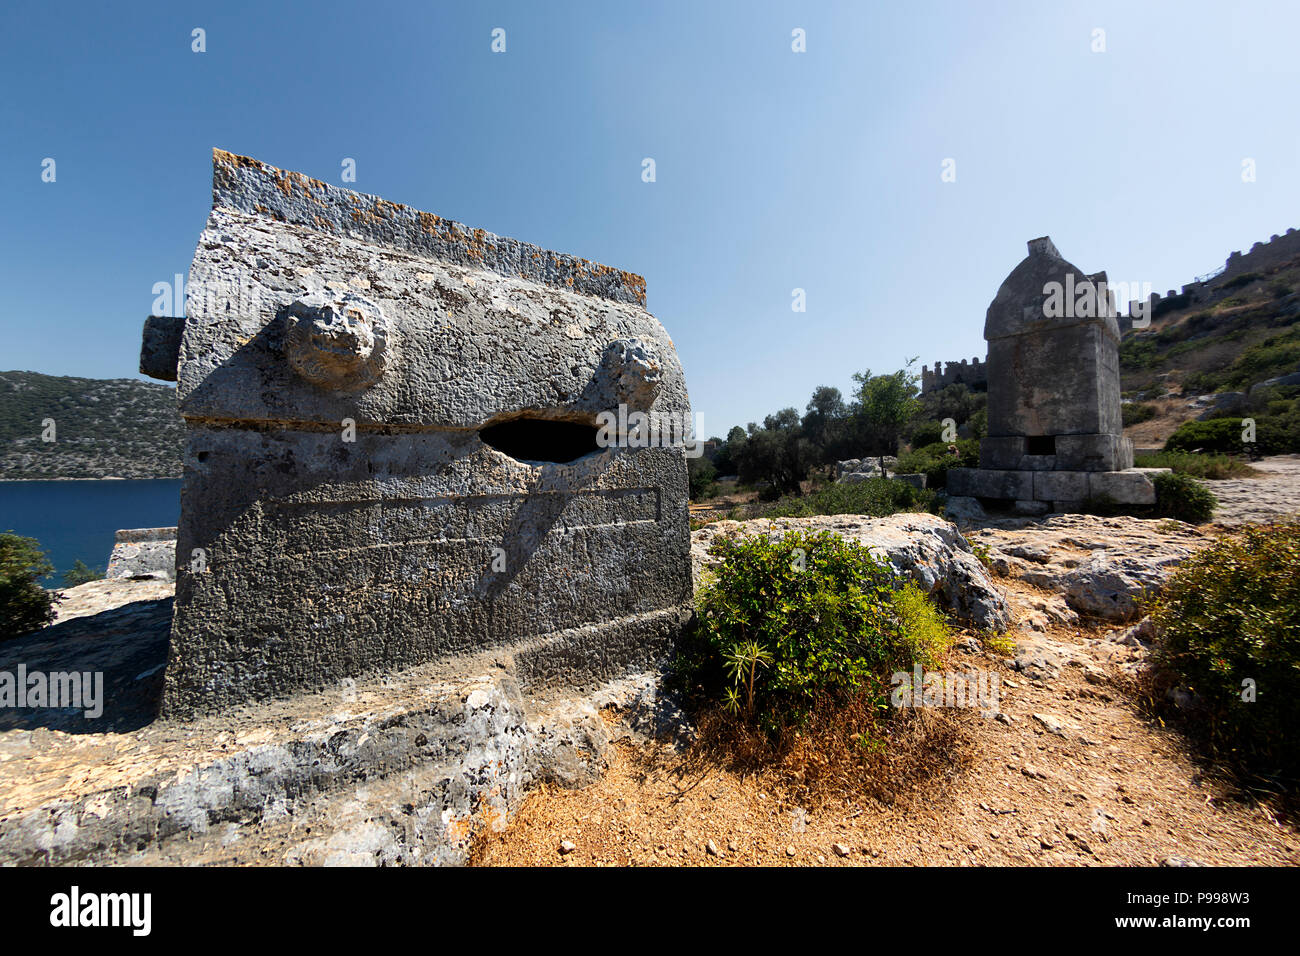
[921,356,988,393]
[1121,226,1300,329]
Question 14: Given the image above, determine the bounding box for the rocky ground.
[472,458,1300,867]
[5,457,1297,866]
[472,576,1297,868]
[1200,454,1300,527]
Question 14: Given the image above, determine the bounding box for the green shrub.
[1224,330,1300,388]
[889,580,952,667]
[1166,413,1300,456]
[751,476,935,520]
[894,438,979,489]
[1256,405,1300,454]
[1,532,57,640]
[687,456,718,500]
[62,560,105,587]
[1182,369,1227,395]
[1165,418,1250,454]
[1145,522,1300,780]
[1134,450,1258,479]
[1120,337,1159,370]
[1121,402,1158,426]
[1152,471,1217,523]
[683,530,948,732]
[909,420,945,447]
[1221,271,1261,290]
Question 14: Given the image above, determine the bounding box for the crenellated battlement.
[1120,225,1300,330]
[921,356,988,393]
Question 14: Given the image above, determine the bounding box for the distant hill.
[0,371,183,479]
[1120,260,1300,398]
[1116,238,1300,448]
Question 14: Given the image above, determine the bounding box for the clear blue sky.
[2,0,1297,437]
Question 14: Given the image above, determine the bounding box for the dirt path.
[473,582,1300,867]
[1204,454,1300,527]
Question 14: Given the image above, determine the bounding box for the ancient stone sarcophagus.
[948,237,1157,514]
[142,150,694,719]
[979,237,1131,474]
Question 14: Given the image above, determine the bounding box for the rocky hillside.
[0,371,183,479]
[1120,257,1300,399]
[1112,250,1300,448]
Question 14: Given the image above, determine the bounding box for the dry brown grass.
[674,692,976,811]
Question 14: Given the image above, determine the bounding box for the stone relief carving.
[284,292,390,391]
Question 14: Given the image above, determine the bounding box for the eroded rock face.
[691,512,1010,631]
[968,514,1207,621]
[106,528,176,583]
[0,582,689,866]
[0,660,589,866]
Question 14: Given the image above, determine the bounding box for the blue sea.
[0,479,182,584]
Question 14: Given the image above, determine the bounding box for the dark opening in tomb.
[1026,435,1057,456]
[480,417,603,464]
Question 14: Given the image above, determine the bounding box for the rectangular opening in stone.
[1026,435,1057,456]
[480,417,603,464]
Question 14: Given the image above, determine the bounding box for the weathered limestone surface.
[1196,454,1300,527]
[106,527,177,582]
[966,514,1207,621]
[1,583,173,734]
[692,513,1010,631]
[48,578,176,627]
[142,150,695,720]
[0,581,682,865]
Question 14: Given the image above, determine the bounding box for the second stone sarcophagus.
[143,150,694,719]
[947,236,1159,514]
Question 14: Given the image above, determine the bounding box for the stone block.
[139,315,184,382]
[1032,470,1090,502]
[947,468,1033,500]
[894,473,927,490]
[1088,470,1157,505]
[106,527,177,582]
[985,324,1120,438]
[979,436,1025,470]
[1056,434,1133,472]
[1018,454,1058,472]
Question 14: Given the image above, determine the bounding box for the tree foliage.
[709,361,931,495]
[1,532,56,640]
